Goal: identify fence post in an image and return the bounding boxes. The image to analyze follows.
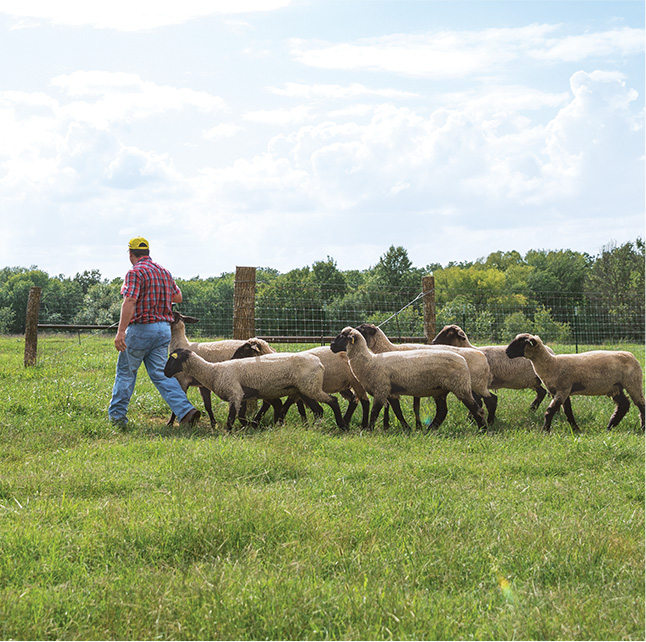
[422,274,436,342]
[233,266,256,340]
[24,286,42,367]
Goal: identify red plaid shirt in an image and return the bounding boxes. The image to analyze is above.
[121,256,180,324]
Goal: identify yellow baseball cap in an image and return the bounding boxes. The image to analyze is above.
[128,237,149,250]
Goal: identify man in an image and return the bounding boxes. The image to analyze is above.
[108,237,200,427]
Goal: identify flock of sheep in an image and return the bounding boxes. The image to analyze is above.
[163,311,646,434]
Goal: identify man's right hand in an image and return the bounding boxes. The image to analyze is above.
[115,330,127,352]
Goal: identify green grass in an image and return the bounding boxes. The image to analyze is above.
[0,334,644,640]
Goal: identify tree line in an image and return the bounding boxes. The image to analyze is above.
[1,239,643,343]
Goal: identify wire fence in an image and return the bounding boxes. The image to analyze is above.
[34,281,645,346]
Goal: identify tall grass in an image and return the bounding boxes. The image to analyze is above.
[0,334,643,640]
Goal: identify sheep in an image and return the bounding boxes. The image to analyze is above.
[505,333,645,432]
[232,342,371,428]
[164,348,347,432]
[167,310,275,426]
[355,323,497,426]
[431,324,550,411]
[330,327,486,432]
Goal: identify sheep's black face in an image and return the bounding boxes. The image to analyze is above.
[432,325,463,345]
[355,323,377,340]
[330,330,352,353]
[505,334,534,359]
[164,349,190,377]
[231,342,262,359]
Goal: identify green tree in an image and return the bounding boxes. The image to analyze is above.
[370,246,421,291]
[0,268,51,333]
[525,249,590,295]
[586,239,644,296]
[311,256,347,304]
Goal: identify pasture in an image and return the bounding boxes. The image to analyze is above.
[0,334,644,640]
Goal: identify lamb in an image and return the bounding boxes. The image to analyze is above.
[167,310,275,426]
[232,342,371,428]
[432,324,549,411]
[356,323,497,426]
[505,333,645,432]
[330,327,486,431]
[164,348,347,432]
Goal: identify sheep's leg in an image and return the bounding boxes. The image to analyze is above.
[624,387,645,431]
[358,398,371,429]
[483,392,498,425]
[560,397,581,432]
[340,390,358,426]
[276,396,297,423]
[457,394,487,431]
[388,397,411,431]
[607,391,630,430]
[301,396,324,421]
[198,386,216,427]
[368,399,385,430]
[637,401,646,431]
[342,398,358,425]
[226,403,238,432]
[426,394,448,430]
[295,400,308,422]
[530,382,548,411]
[323,395,347,430]
[542,396,564,432]
[252,401,272,424]
[257,399,282,425]
[382,404,390,429]
[413,397,422,430]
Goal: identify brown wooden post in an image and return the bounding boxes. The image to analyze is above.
[24,286,42,367]
[422,275,436,342]
[233,266,256,340]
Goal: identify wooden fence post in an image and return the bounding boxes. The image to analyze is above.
[233,266,256,340]
[24,286,42,367]
[422,275,436,342]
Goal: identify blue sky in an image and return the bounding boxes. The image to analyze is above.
[0,0,643,280]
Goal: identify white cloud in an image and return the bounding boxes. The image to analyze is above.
[203,123,244,140]
[291,24,645,77]
[0,0,295,31]
[269,82,417,100]
[290,25,555,78]
[530,27,645,62]
[52,71,225,128]
[244,105,313,126]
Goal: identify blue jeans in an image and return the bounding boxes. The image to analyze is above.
[108,321,195,424]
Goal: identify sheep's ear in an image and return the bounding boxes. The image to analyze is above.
[170,352,178,359]
[457,330,466,339]
[527,338,536,347]
[350,334,355,344]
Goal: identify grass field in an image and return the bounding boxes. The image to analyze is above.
[0,333,644,640]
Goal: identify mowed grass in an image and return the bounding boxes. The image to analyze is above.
[0,334,643,641]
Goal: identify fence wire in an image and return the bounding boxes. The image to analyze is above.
[34,283,644,345]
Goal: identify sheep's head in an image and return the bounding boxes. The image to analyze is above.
[164,348,192,377]
[432,324,467,346]
[232,340,263,360]
[355,323,379,348]
[330,326,358,353]
[171,310,199,328]
[505,333,540,359]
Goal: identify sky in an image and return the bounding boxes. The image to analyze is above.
[0,0,644,281]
